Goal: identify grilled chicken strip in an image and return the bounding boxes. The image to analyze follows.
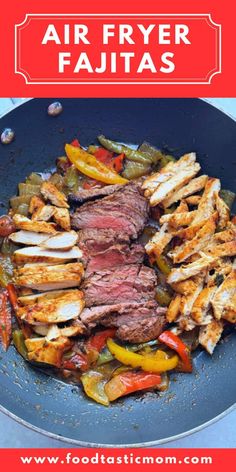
[32,204,55,222]
[189,178,221,226]
[11,230,78,251]
[41,181,69,208]
[215,194,230,229]
[178,276,204,331]
[191,286,217,324]
[160,210,197,228]
[33,320,86,339]
[53,207,71,231]
[149,162,200,206]
[142,153,197,197]
[162,175,208,208]
[9,230,50,246]
[211,268,236,320]
[145,223,173,257]
[13,214,57,234]
[183,195,202,206]
[169,214,217,263]
[40,231,78,251]
[204,241,236,258]
[29,195,44,215]
[199,320,224,354]
[14,262,84,291]
[14,245,82,264]
[18,289,77,305]
[166,294,181,322]
[17,290,85,324]
[167,254,215,284]
[25,336,72,367]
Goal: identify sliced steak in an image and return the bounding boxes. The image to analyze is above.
[82,264,157,307]
[71,182,149,238]
[78,228,130,259]
[114,310,166,343]
[86,244,145,275]
[80,300,157,326]
[72,210,138,237]
[80,301,166,343]
[69,184,124,205]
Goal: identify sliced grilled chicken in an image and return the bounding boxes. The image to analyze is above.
[33,321,86,339]
[211,268,236,320]
[29,195,44,214]
[190,178,221,226]
[13,214,57,234]
[166,294,181,322]
[14,245,82,264]
[18,290,85,324]
[178,276,204,331]
[40,230,78,251]
[41,181,69,208]
[145,223,173,257]
[14,262,84,291]
[18,289,76,305]
[9,230,50,246]
[150,162,200,206]
[171,278,199,296]
[184,195,202,206]
[167,254,215,284]
[53,207,71,231]
[142,153,197,196]
[162,175,208,208]
[215,194,230,229]
[160,210,197,228]
[191,286,217,324]
[205,241,236,258]
[25,336,72,367]
[169,215,217,263]
[199,320,224,354]
[32,204,55,222]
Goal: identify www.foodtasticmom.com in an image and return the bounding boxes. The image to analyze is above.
[20,452,213,466]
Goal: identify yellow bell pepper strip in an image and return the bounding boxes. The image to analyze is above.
[65,144,128,185]
[81,371,110,406]
[107,338,178,373]
[158,330,192,373]
[105,371,162,401]
[97,339,158,366]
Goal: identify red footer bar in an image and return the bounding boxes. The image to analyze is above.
[0,449,235,471]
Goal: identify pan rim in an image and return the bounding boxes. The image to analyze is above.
[0,97,235,447]
[0,402,235,447]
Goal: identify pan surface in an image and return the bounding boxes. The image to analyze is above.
[0,98,235,446]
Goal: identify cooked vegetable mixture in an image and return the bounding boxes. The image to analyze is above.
[0,136,235,406]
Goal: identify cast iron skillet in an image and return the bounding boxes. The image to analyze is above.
[0,98,235,447]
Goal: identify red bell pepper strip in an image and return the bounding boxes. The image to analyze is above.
[105,371,161,401]
[82,179,101,190]
[70,139,80,147]
[7,283,18,311]
[87,328,116,353]
[6,283,32,339]
[158,330,192,373]
[94,147,114,166]
[0,290,12,351]
[112,153,125,173]
[63,352,89,372]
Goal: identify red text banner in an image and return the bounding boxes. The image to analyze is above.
[0,448,236,471]
[15,14,221,85]
[0,0,235,96]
